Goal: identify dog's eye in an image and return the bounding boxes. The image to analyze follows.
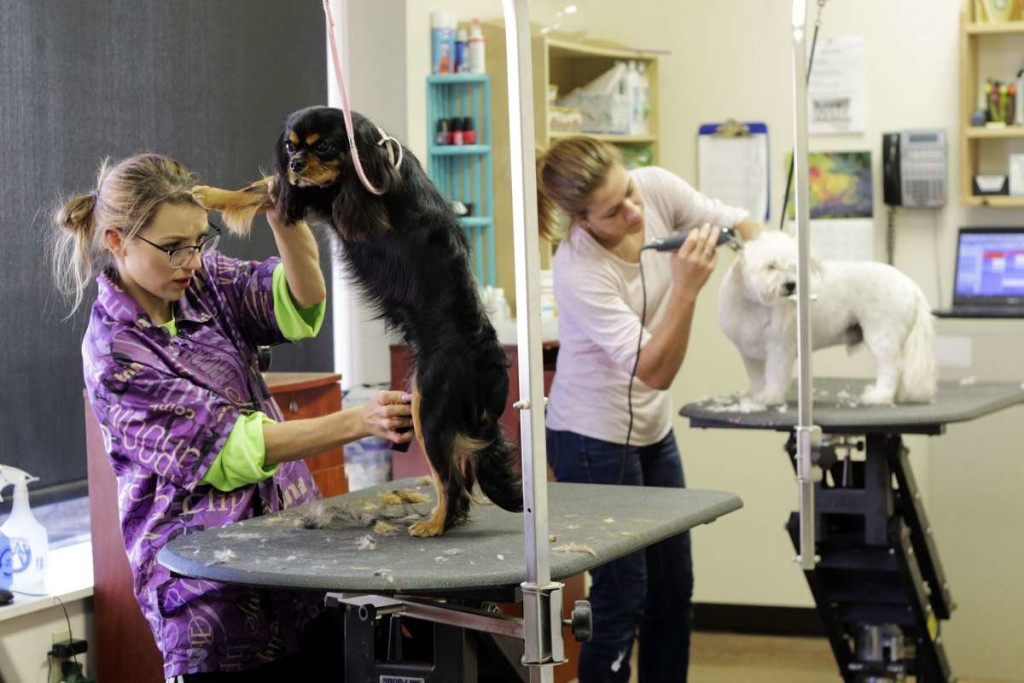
[314,141,332,155]
[284,141,296,154]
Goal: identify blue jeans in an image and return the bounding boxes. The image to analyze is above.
[547,429,694,683]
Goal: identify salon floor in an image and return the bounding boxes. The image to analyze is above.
[567,632,1000,683]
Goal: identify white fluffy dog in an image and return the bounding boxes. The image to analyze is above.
[718,230,936,406]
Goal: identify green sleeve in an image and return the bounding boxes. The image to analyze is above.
[201,412,280,491]
[272,262,326,341]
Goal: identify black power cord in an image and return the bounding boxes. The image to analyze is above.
[47,595,95,682]
[621,257,649,484]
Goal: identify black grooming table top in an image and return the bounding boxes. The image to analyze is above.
[681,378,1024,435]
[158,479,742,594]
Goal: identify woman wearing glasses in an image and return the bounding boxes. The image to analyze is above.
[51,154,413,682]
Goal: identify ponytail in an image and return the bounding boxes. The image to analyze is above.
[51,191,103,316]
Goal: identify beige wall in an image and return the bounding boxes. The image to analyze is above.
[404,1,1024,678]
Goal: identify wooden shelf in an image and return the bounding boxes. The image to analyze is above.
[966,126,1024,138]
[966,20,1024,34]
[546,37,662,60]
[962,194,1024,207]
[549,131,656,143]
[959,1,1024,206]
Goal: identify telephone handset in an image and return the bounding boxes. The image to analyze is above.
[882,129,947,208]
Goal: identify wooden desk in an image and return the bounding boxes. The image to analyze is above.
[85,371,344,683]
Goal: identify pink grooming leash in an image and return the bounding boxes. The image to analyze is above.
[321,0,402,195]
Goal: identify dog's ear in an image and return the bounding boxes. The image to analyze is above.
[332,114,403,237]
[272,132,306,225]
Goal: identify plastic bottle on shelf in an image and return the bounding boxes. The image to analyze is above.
[0,466,48,593]
[637,61,650,134]
[432,10,457,74]
[626,60,644,135]
[539,269,558,320]
[455,27,469,73]
[469,19,486,73]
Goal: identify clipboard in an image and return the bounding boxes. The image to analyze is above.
[697,120,770,221]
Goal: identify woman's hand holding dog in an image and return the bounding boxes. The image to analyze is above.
[361,390,415,444]
[669,223,720,302]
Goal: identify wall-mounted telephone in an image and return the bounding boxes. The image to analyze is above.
[882,129,947,208]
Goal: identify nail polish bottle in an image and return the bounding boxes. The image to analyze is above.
[451,117,464,145]
[435,118,449,146]
[462,117,476,144]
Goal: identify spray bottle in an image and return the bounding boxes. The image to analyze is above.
[0,466,48,593]
[0,527,11,590]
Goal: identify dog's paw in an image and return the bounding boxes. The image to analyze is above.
[408,519,445,537]
[860,384,895,406]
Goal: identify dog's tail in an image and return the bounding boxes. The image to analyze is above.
[897,289,937,403]
[471,432,524,513]
[191,176,274,237]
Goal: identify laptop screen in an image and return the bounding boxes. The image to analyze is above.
[953,228,1024,305]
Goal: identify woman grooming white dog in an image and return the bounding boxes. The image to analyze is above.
[536,136,759,683]
[719,230,936,407]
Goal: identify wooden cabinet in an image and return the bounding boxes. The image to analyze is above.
[85,372,344,683]
[263,372,347,497]
[959,0,1024,205]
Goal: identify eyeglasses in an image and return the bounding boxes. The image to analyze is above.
[132,224,222,268]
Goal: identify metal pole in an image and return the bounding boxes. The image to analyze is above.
[790,0,820,571]
[502,0,561,679]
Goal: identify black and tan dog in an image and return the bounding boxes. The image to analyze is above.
[193,106,522,536]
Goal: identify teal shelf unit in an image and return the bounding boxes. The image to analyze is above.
[426,73,495,286]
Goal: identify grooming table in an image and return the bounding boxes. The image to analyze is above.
[159,478,742,681]
[681,377,1024,683]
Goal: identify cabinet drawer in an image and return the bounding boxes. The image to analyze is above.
[273,383,341,421]
[267,373,347,496]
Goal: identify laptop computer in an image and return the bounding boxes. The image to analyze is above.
[934,227,1024,318]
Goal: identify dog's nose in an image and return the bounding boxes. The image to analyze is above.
[290,158,306,172]
[783,281,796,296]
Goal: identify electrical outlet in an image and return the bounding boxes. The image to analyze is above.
[52,629,71,646]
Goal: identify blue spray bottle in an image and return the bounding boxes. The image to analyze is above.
[0,529,11,590]
[0,466,48,593]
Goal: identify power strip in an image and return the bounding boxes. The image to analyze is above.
[49,638,88,659]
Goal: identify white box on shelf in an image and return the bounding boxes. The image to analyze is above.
[1009,153,1024,196]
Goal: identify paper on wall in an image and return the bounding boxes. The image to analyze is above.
[807,35,867,135]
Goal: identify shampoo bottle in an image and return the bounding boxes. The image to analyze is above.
[0,466,48,593]
[468,19,486,73]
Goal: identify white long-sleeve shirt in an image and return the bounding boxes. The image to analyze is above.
[546,166,749,445]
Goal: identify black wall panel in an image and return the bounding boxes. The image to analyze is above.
[0,1,331,497]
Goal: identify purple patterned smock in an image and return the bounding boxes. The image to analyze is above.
[83,252,322,678]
